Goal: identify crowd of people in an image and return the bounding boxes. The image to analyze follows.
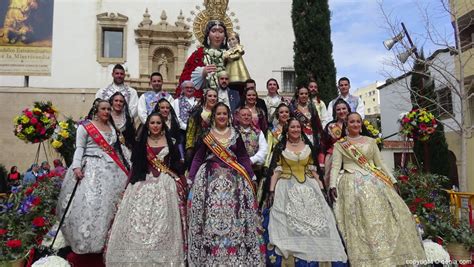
[53,19,426,267]
[0,160,67,194]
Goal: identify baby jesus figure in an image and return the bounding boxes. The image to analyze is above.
[223,32,250,84]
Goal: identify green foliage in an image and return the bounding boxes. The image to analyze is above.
[396,167,451,238]
[437,221,474,249]
[396,166,473,248]
[409,51,450,177]
[0,172,61,261]
[292,0,337,104]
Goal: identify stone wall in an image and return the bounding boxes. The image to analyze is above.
[0,87,96,172]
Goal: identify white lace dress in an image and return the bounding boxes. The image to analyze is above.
[105,146,185,266]
[268,145,347,262]
[57,124,128,254]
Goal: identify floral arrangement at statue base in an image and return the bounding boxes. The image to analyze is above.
[399,108,437,141]
[396,166,474,259]
[13,102,58,144]
[51,118,77,166]
[0,172,62,262]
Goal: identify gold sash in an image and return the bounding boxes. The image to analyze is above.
[146,145,180,180]
[203,133,256,196]
[338,138,393,188]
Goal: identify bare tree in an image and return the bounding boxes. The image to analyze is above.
[379,0,473,191]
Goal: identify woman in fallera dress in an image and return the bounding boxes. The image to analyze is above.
[263,117,347,266]
[57,99,129,266]
[258,103,290,205]
[106,112,186,266]
[329,112,426,266]
[234,87,268,133]
[185,88,217,166]
[263,78,284,124]
[109,92,135,164]
[291,86,325,168]
[187,102,265,266]
[322,98,351,188]
[152,98,180,140]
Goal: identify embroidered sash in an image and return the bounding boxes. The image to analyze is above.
[145,144,188,252]
[203,133,256,195]
[338,138,393,188]
[294,109,313,136]
[145,144,180,180]
[328,123,343,140]
[83,121,129,175]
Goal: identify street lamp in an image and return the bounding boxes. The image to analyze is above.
[383,22,419,63]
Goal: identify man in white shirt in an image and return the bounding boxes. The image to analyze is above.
[325,77,365,123]
[172,80,197,163]
[137,72,174,124]
[96,64,139,118]
[172,80,197,131]
[308,80,328,127]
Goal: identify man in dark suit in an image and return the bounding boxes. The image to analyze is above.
[217,71,240,112]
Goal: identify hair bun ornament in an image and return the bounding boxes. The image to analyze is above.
[189,0,240,45]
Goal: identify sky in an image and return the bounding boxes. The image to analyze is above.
[328,0,454,92]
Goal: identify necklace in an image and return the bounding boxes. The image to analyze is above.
[213,127,230,135]
[347,135,363,140]
[298,103,308,109]
[288,138,301,146]
[149,132,164,141]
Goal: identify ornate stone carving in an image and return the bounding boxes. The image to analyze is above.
[127,9,192,93]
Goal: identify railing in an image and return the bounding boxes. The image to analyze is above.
[445,189,474,227]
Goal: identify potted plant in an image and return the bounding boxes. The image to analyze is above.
[0,171,62,265]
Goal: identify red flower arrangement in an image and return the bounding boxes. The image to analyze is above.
[6,240,22,249]
[423,202,435,209]
[13,101,58,144]
[32,217,46,227]
[398,175,409,183]
[0,172,62,261]
[396,166,454,243]
[31,197,41,206]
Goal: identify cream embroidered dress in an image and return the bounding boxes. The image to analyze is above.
[268,145,347,263]
[105,146,185,266]
[57,124,128,254]
[330,137,426,266]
